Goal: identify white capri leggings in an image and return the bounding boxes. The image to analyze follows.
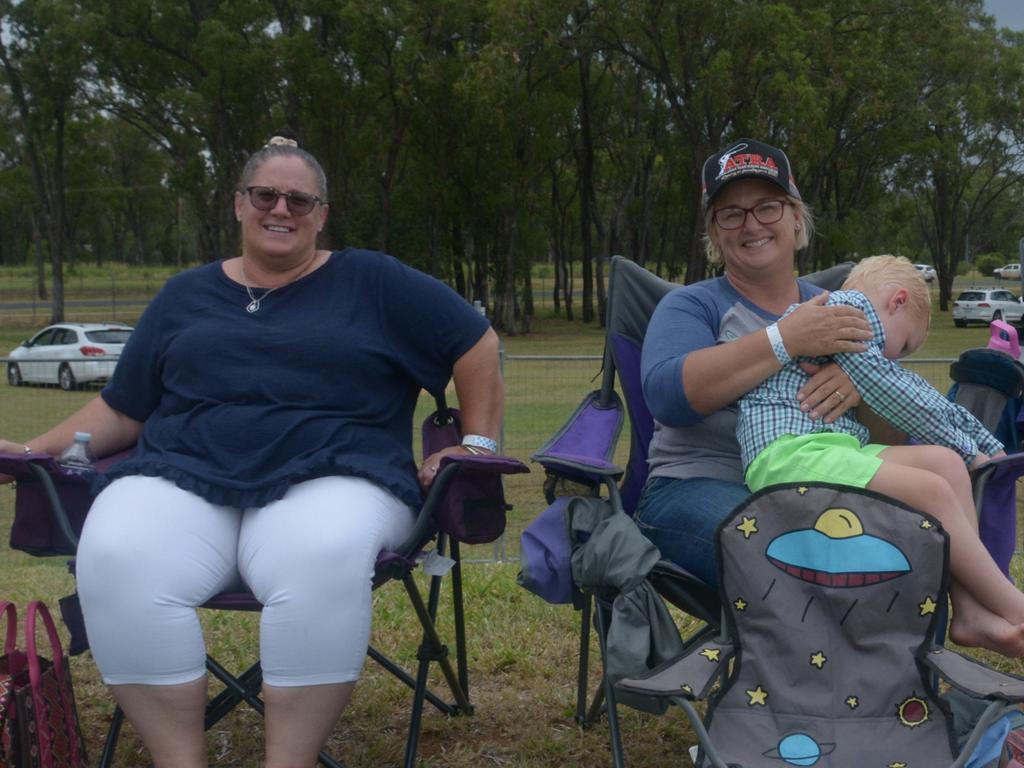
[75,475,413,687]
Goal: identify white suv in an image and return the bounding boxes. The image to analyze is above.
[952,289,1024,327]
[7,322,133,390]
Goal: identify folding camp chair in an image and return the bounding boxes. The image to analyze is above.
[1,396,527,768]
[520,255,854,766]
[947,321,1024,580]
[618,483,1024,768]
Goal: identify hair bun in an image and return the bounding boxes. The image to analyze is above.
[266,135,298,148]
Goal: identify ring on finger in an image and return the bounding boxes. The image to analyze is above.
[833,390,845,402]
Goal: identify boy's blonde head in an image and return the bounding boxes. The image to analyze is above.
[842,255,931,325]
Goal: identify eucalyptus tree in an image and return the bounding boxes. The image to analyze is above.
[64,117,178,266]
[0,0,89,320]
[893,5,1024,309]
[81,0,280,263]
[782,0,941,272]
[458,0,578,332]
[0,91,35,273]
[593,0,823,283]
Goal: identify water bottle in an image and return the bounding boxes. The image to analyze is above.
[59,432,96,474]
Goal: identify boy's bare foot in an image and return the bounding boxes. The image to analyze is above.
[950,602,1024,657]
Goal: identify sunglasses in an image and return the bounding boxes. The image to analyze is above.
[243,186,325,217]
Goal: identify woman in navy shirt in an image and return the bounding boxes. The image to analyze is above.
[0,135,503,767]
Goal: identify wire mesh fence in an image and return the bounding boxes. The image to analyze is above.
[0,355,965,563]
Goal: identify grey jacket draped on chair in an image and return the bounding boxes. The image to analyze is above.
[568,496,685,712]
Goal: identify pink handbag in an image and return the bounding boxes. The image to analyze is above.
[0,602,86,768]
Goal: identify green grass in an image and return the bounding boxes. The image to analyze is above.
[0,492,701,766]
[1,264,1022,766]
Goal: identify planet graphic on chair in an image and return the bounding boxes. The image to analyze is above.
[762,732,836,766]
[766,507,911,588]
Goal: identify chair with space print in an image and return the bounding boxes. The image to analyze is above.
[617,483,1024,768]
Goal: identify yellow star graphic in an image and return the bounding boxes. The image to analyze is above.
[699,648,721,663]
[920,519,933,530]
[733,598,748,612]
[919,596,937,616]
[746,686,768,706]
[736,516,758,539]
[680,684,693,695]
[889,763,907,768]
[796,486,809,495]
[845,696,859,709]
[809,651,827,669]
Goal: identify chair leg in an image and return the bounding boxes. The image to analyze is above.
[399,547,474,768]
[366,644,455,714]
[576,593,592,725]
[594,600,627,768]
[203,657,345,768]
[97,704,124,768]
[205,656,266,718]
[449,539,470,696]
[405,590,470,712]
[204,660,263,728]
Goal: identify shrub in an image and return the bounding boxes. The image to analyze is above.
[974,252,1004,278]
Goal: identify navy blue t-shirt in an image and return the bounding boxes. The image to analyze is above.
[99,249,490,509]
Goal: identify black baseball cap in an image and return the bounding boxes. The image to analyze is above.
[701,138,801,209]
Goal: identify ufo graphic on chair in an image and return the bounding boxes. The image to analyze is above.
[762,732,836,766]
[766,508,911,587]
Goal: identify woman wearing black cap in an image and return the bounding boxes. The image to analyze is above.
[635,138,874,588]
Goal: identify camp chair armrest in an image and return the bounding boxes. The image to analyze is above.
[648,560,721,626]
[531,389,625,482]
[922,646,1024,702]
[437,453,530,474]
[615,638,734,702]
[400,453,529,551]
[533,453,624,479]
[0,451,85,552]
[971,451,1024,490]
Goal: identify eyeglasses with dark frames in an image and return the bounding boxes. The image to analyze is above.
[712,199,788,230]
[243,186,325,217]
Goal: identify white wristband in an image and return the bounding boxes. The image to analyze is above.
[766,323,791,366]
[462,434,497,453]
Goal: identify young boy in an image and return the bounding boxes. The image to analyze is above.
[737,255,1024,657]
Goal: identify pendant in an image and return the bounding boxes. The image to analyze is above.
[246,299,261,313]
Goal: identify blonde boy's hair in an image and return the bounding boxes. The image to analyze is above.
[703,195,814,266]
[841,255,931,324]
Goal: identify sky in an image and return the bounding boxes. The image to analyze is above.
[985,0,1024,31]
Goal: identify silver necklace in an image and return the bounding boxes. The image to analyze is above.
[239,254,318,313]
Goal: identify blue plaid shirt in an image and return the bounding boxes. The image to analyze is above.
[738,290,1002,471]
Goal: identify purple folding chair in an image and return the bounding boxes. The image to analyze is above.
[521,255,857,767]
[2,395,527,768]
[946,345,1024,579]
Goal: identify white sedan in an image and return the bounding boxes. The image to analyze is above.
[7,322,132,390]
[913,264,936,282]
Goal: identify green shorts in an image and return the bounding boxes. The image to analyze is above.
[746,432,887,492]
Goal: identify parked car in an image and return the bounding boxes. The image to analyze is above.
[952,289,1024,327]
[913,263,936,282]
[994,263,1022,280]
[7,322,133,390]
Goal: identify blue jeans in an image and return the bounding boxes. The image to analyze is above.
[633,476,749,588]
